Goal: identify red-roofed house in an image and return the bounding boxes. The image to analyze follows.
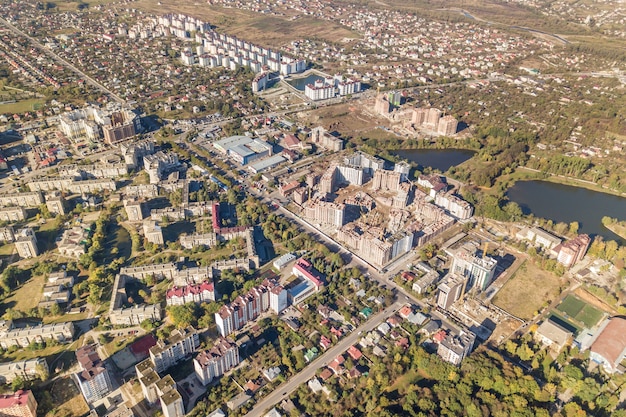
[590,317,626,373]
[387,316,401,328]
[347,346,362,361]
[319,368,333,381]
[398,305,413,319]
[330,327,343,338]
[320,335,332,350]
[166,281,216,306]
[401,271,416,282]
[328,355,345,375]
[0,390,37,417]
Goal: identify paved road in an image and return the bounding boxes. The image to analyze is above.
[0,17,126,103]
[243,300,402,417]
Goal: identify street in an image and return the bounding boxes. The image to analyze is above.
[243,300,402,417]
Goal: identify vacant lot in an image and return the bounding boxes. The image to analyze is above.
[556,294,605,329]
[492,260,564,320]
[134,0,357,47]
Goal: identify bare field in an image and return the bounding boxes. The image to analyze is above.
[301,103,381,134]
[133,0,358,47]
[492,260,565,320]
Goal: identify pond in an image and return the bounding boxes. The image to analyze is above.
[506,180,626,244]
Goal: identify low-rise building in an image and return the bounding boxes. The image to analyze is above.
[589,317,626,374]
[535,319,573,351]
[57,227,88,258]
[0,359,48,385]
[0,322,74,349]
[0,207,26,222]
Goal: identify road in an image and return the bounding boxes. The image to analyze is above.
[0,17,126,103]
[243,300,402,417]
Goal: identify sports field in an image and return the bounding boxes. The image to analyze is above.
[555,294,605,328]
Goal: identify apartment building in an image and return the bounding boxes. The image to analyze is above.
[149,327,199,373]
[194,337,240,386]
[0,192,43,208]
[437,330,476,366]
[75,344,112,403]
[15,228,38,259]
[303,200,345,228]
[215,279,286,337]
[0,358,48,385]
[0,207,26,222]
[166,281,216,306]
[450,243,497,292]
[0,322,74,349]
[0,390,37,417]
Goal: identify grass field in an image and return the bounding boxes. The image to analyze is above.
[556,294,604,328]
[492,260,564,320]
[1,273,45,314]
[0,98,44,114]
[0,243,14,256]
[134,0,357,46]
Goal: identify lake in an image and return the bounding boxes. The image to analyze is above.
[506,180,626,243]
[286,73,326,91]
[393,148,476,172]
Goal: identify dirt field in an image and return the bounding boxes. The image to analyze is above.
[492,260,565,320]
[133,0,358,47]
[299,102,382,135]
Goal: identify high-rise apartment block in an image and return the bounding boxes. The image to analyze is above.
[194,338,240,386]
[437,330,476,366]
[450,244,497,292]
[436,274,466,310]
[215,279,287,337]
[149,327,199,373]
[75,344,112,403]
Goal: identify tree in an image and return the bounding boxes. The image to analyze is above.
[569,221,580,234]
[167,303,198,328]
[11,376,25,391]
[35,363,50,381]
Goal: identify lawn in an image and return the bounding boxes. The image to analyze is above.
[0,98,44,114]
[492,260,564,320]
[556,294,605,328]
[1,273,46,314]
[556,295,586,318]
[0,243,14,256]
